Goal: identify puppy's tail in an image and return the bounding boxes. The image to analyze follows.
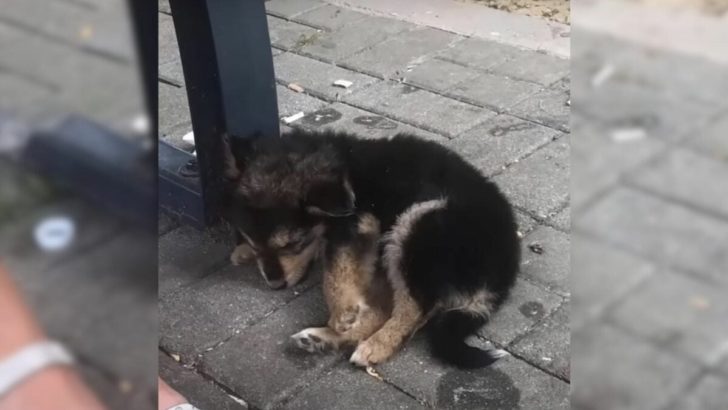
[427,310,509,369]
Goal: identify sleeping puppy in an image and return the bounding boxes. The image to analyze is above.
[222,129,520,368]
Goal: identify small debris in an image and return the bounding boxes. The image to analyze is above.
[490,32,501,37]
[130,114,150,134]
[288,83,304,93]
[333,79,353,89]
[591,64,615,88]
[228,394,248,407]
[611,128,646,143]
[542,356,553,362]
[528,243,544,255]
[118,379,133,394]
[182,131,195,144]
[565,99,571,107]
[516,230,524,239]
[366,366,383,381]
[191,150,196,157]
[171,353,181,362]
[689,296,711,310]
[282,112,305,124]
[79,24,94,40]
[34,216,75,252]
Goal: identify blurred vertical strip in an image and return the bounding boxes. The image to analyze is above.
[571,0,728,409]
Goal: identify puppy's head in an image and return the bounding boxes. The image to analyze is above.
[221,132,355,288]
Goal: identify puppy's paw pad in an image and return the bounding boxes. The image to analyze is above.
[291,328,330,353]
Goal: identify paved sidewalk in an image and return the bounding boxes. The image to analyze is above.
[159,0,570,409]
[571,27,728,410]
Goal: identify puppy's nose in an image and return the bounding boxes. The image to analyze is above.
[266,279,287,289]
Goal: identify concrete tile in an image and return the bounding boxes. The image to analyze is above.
[159,83,190,137]
[665,374,728,410]
[379,337,569,408]
[199,288,337,409]
[507,87,570,132]
[493,138,570,219]
[341,28,460,79]
[159,12,180,66]
[158,212,178,236]
[490,52,569,86]
[294,103,444,141]
[267,16,322,51]
[447,114,559,177]
[158,225,232,297]
[548,206,570,231]
[571,234,655,328]
[520,226,570,296]
[265,0,324,18]
[480,278,563,346]
[282,363,426,410]
[607,270,728,367]
[273,52,378,101]
[572,323,701,410]
[515,211,538,236]
[159,263,319,357]
[343,81,494,138]
[160,353,248,410]
[159,59,184,87]
[0,71,53,116]
[446,72,543,111]
[436,38,522,71]
[276,84,327,118]
[159,0,170,13]
[299,15,415,62]
[403,58,482,93]
[292,4,368,31]
[687,113,728,161]
[510,304,570,380]
[576,187,728,285]
[628,148,728,219]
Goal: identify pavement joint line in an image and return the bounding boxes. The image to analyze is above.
[504,293,568,349]
[159,9,172,17]
[0,17,132,67]
[158,76,183,88]
[266,3,328,21]
[572,226,726,289]
[0,64,61,93]
[478,333,571,384]
[657,368,715,410]
[57,0,99,12]
[484,133,564,179]
[432,55,569,89]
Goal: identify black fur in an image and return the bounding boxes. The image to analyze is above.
[226,129,520,368]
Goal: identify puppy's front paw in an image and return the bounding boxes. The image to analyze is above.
[349,337,394,367]
[291,328,333,353]
[230,243,254,266]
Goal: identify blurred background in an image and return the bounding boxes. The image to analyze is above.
[572,0,728,409]
[0,0,156,409]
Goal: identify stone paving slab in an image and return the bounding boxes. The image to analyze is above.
[159,12,179,67]
[267,16,322,52]
[0,71,54,116]
[293,102,444,141]
[160,352,248,410]
[627,147,728,219]
[510,303,570,380]
[159,83,190,138]
[291,4,370,32]
[159,0,170,14]
[158,225,232,297]
[479,278,563,346]
[507,86,570,132]
[575,187,728,285]
[572,323,701,410]
[265,0,324,19]
[343,81,494,138]
[445,72,544,112]
[341,27,461,79]
[403,58,482,93]
[665,374,728,410]
[435,37,522,71]
[282,363,427,410]
[82,363,154,410]
[686,113,728,161]
[607,269,728,367]
[520,226,570,296]
[160,263,320,358]
[571,234,655,328]
[446,114,560,177]
[273,52,379,101]
[199,288,337,409]
[276,84,328,118]
[547,206,570,232]
[378,337,570,409]
[298,15,415,62]
[490,51,569,86]
[493,137,570,219]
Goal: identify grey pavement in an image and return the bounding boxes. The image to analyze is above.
[0,2,154,409]
[571,27,728,410]
[159,0,570,408]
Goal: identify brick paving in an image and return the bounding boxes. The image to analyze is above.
[158,1,570,408]
[571,29,728,410]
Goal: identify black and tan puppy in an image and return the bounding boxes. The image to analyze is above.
[222,129,520,368]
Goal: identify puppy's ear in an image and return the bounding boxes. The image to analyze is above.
[305,177,355,217]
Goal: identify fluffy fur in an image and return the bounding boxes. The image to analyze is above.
[223,129,520,368]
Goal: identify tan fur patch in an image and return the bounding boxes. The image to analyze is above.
[443,289,497,318]
[230,243,255,265]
